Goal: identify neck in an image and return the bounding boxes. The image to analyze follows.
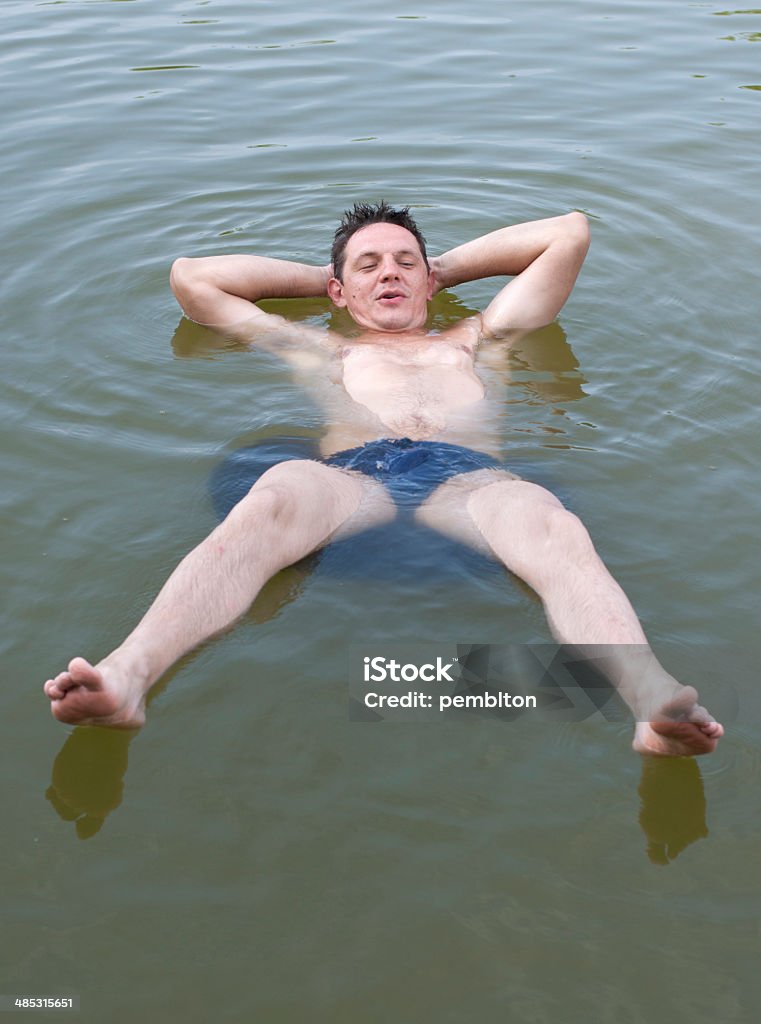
[352,326,432,345]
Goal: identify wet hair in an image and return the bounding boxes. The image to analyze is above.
[330,201,429,281]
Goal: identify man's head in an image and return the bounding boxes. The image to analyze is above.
[328,201,434,334]
[330,201,429,282]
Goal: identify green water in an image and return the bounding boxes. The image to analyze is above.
[3,0,760,1020]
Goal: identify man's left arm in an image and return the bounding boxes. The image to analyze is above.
[431,212,590,338]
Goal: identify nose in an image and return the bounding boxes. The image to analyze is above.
[379,255,399,279]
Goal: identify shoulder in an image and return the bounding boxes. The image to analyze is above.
[442,313,530,354]
[436,315,484,353]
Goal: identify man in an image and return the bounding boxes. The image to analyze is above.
[44,202,724,756]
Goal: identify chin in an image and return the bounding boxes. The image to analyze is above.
[370,313,426,333]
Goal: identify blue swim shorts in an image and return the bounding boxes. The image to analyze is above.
[323,437,503,507]
[209,436,505,519]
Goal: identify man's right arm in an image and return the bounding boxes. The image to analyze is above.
[169,254,332,334]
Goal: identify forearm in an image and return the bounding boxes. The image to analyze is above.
[170,254,331,325]
[434,212,589,289]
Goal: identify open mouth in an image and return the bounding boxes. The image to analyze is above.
[377,290,406,304]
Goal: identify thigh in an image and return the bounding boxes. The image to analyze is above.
[416,466,571,565]
[414,466,529,556]
[242,458,396,546]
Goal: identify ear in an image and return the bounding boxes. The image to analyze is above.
[426,268,435,301]
[327,277,347,308]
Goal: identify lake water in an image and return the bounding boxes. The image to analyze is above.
[3,0,760,1020]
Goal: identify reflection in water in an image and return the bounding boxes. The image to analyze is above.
[171,317,249,357]
[246,560,313,624]
[46,727,134,839]
[638,756,708,865]
[506,323,588,408]
[429,289,483,330]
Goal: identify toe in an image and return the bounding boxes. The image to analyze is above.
[45,677,68,699]
[56,673,80,694]
[67,657,102,689]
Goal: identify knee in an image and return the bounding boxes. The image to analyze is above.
[228,466,306,525]
[230,459,339,525]
[472,480,569,548]
[252,481,296,522]
[541,506,597,566]
[508,505,600,597]
[498,491,596,566]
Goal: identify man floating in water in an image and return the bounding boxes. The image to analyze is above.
[44,202,724,756]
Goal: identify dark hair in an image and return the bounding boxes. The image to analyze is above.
[330,201,429,281]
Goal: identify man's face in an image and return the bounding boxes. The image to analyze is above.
[328,223,434,334]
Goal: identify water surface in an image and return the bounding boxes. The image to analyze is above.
[2,0,760,1020]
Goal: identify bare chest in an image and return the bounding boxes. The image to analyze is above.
[338,338,485,437]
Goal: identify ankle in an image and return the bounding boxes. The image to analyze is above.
[99,643,156,697]
[619,659,682,721]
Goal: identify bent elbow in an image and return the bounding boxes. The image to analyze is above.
[565,211,591,250]
[169,256,194,300]
[169,256,238,325]
[169,257,213,321]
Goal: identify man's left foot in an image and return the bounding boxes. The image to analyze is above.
[633,686,724,756]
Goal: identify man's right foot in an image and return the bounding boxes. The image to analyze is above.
[43,657,147,729]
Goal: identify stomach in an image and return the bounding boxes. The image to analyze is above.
[317,385,503,458]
